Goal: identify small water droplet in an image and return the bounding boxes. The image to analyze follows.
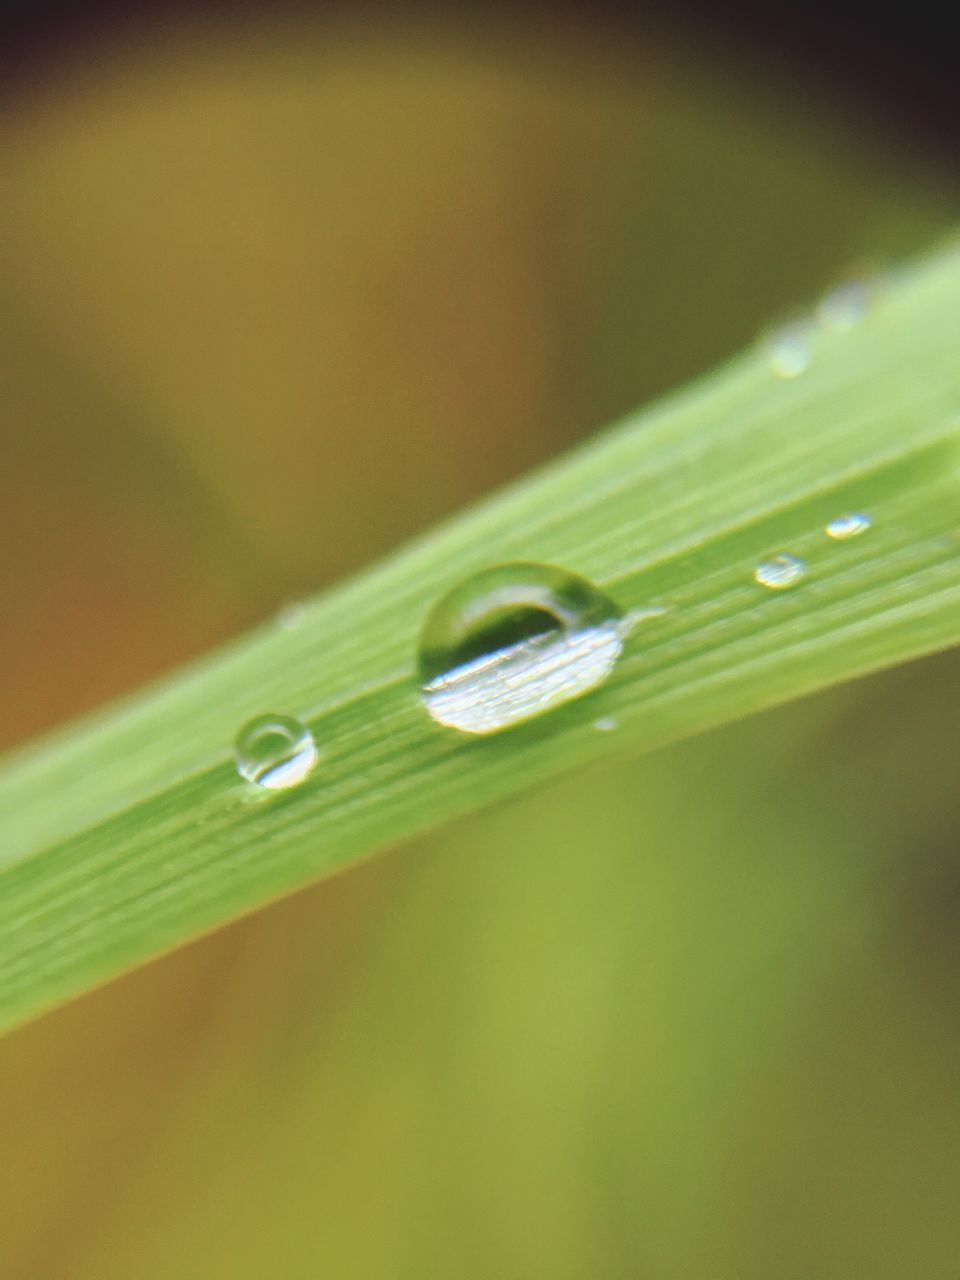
[763,323,810,379]
[418,562,627,735]
[234,713,318,789]
[276,601,306,631]
[816,277,873,333]
[754,554,806,590]
[824,512,871,540]
[593,716,619,732]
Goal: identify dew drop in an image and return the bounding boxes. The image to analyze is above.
[816,278,871,332]
[763,323,810,379]
[234,713,318,789]
[276,601,306,631]
[418,562,627,735]
[825,511,871,540]
[754,554,806,590]
[593,716,619,732]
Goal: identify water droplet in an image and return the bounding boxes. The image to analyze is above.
[763,323,810,379]
[234,714,318,789]
[816,276,874,333]
[593,716,619,732]
[824,512,871,540]
[276,601,306,631]
[418,563,627,735]
[754,554,806,590]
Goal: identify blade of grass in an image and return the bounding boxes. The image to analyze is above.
[1,241,959,1034]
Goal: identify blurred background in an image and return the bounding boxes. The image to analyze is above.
[1,5,959,1277]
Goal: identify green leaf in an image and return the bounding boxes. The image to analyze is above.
[1,242,959,1034]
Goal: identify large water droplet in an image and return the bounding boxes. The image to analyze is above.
[763,323,811,379]
[754,554,806,590]
[418,563,626,735]
[825,511,871,540]
[234,713,318,789]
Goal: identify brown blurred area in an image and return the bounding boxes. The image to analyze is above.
[0,10,958,1279]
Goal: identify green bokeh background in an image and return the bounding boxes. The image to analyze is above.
[1,14,958,1278]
